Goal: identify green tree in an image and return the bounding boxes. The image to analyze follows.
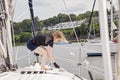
[13,22,23,34]
[14,34,20,43]
[21,19,31,32]
[69,14,77,21]
[57,13,69,22]
[19,32,32,42]
[77,14,85,20]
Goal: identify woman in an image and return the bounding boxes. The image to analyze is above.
[27,30,68,70]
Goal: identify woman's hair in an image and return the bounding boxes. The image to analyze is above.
[53,30,67,42]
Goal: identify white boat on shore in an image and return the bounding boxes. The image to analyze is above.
[82,41,118,56]
[53,41,118,58]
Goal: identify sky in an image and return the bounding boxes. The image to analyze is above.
[13,0,118,22]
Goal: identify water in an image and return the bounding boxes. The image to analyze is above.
[0,44,116,80]
[54,54,115,80]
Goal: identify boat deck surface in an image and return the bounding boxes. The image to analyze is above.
[0,65,87,80]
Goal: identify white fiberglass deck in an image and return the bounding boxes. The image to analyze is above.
[0,65,87,80]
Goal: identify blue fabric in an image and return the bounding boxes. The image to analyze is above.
[32,34,53,47]
[27,39,38,51]
[27,34,53,51]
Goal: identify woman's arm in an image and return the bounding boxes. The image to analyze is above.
[46,45,60,68]
[46,45,55,63]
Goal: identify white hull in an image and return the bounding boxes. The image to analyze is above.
[0,65,87,80]
[82,42,117,54]
[53,42,117,58]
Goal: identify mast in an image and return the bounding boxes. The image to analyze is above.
[116,0,120,79]
[98,0,113,80]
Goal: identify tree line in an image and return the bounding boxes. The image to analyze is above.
[13,10,117,45]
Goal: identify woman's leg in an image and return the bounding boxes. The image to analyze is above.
[33,46,47,70]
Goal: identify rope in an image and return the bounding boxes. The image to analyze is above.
[8,0,20,69]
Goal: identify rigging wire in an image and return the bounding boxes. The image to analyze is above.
[84,0,96,79]
[13,0,30,21]
[62,0,83,78]
[62,0,79,43]
[8,0,19,69]
[10,0,31,69]
[14,10,29,21]
[84,0,96,39]
[10,0,18,67]
[62,0,100,79]
[56,56,104,76]
[11,2,16,47]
